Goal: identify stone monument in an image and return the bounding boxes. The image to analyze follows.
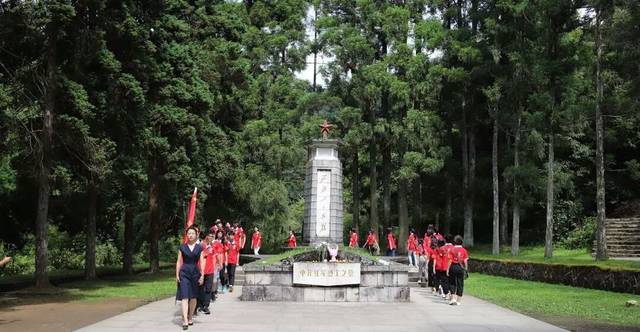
[302,120,343,245]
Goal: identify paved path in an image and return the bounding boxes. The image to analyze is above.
[76,286,564,332]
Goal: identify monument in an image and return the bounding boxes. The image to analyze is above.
[240,120,409,302]
[302,120,343,245]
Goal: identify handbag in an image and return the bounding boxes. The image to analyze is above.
[464,269,469,280]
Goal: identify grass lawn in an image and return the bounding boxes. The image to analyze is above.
[61,270,176,302]
[467,273,640,327]
[470,245,640,272]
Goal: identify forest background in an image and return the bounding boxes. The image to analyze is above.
[0,0,639,287]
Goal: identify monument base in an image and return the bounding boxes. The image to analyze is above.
[241,262,410,302]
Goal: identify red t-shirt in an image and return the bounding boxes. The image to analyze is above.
[387,234,396,250]
[449,245,469,264]
[227,242,240,265]
[251,232,262,248]
[407,234,417,251]
[288,234,297,248]
[435,247,449,271]
[366,234,376,246]
[349,233,358,247]
[202,243,216,275]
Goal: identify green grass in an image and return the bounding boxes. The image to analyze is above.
[467,273,640,327]
[470,245,640,272]
[61,270,176,302]
[259,247,313,265]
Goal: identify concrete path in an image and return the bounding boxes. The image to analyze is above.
[76,286,564,332]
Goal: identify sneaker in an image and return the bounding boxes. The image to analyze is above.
[203,308,211,315]
[229,286,234,293]
[449,300,457,305]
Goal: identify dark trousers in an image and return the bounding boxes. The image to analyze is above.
[197,273,214,309]
[427,261,435,287]
[387,249,396,256]
[449,263,465,296]
[227,264,236,286]
[219,266,227,287]
[436,270,449,295]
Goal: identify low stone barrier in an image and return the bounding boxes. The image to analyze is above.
[469,258,640,295]
[241,262,410,302]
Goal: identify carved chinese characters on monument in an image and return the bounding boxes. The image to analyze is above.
[315,170,331,238]
[293,262,361,286]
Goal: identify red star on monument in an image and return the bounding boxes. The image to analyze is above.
[319,119,333,140]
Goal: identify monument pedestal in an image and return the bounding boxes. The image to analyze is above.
[303,139,343,245]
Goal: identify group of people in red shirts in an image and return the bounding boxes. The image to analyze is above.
[411,227,469,306]
[348,225,469,306]
[175,220,264,330]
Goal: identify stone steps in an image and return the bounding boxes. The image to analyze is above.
[593,218,640,258]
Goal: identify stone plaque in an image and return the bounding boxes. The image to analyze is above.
[315,170,331,237]
[293,262,360,286]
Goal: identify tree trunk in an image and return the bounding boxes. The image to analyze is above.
[414,178,423,227]
[122,206,135,275]
[492,115,500,255]
[369,113,379,236]
[444,176,452,234]
[352,146,360,235]
[382,147,392,229]
[594,7,608,261]
[500,134,511,245]
[461,97,474,246]
[35,25,58,289]
[148,158,161,273]
[85,179,98,280]
[511,110,521,256]
[544,132,555,259]
[466,121,476,247]
[398,179,409,253]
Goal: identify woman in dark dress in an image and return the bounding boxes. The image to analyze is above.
[176,225,206,330]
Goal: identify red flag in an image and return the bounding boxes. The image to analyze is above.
[183,187,198,243]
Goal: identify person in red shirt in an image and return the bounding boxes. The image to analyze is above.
[234,224,246,249]
[427,239,438,293]
[288,230,297,248]
[447,235,469,305]
[434,238,450,298]
[213,230,227,294]
[365,230,378,255]
[417,239,427,287]
[349,229,359,248]
[251,227,262,255]
[197,232,216,314]
[386,228,397,256]
[407,229,418,267]
[226,235,240,293]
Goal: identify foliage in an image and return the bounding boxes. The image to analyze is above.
[1,0,640,280]
[561,217,597,250]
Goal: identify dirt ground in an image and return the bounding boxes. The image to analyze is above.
[0,295,143,332]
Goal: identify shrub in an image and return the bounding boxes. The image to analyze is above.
[561,216,596,250]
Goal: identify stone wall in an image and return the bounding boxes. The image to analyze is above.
[241,262,410,302]
[469,258,640,295]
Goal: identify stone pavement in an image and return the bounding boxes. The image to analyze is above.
[76,286,565,332]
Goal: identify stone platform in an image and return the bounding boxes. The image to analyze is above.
[241,261,410,302]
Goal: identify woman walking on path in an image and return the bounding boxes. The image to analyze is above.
[176,225,206,330]
[447,235,469,306]
[226,234,240,293]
